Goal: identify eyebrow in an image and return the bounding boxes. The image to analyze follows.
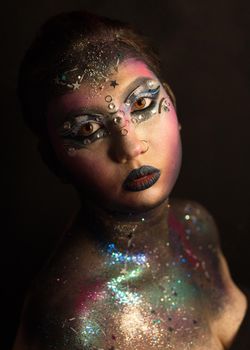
[59,77,156,122]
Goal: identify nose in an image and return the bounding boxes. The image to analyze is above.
[109,113,148,163]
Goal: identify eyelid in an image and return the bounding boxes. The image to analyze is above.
[74,114,105,123]
[136,86,160,99]
[62,112,105,125]
[126,85,160,105]
[72,120,102,135]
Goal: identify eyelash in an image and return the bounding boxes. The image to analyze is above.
[132,98,155,114]
[130,87,160,122]
[60,117,109,148]
[129,85,160,102]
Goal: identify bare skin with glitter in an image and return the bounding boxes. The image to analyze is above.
[13,60,246,350]
[14,200,246,350]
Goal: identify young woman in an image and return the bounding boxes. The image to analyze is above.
[13,11,248,350]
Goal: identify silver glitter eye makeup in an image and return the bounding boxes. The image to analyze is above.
[83,138,91,145]
[59,114,109,148]
[127,84,160,124]
[125,82,160,106]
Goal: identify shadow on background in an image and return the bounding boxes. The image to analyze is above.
[1,0,250,348]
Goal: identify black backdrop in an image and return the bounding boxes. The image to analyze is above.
[1,0,250,348]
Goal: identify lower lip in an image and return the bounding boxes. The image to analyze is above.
[123,172,161,192]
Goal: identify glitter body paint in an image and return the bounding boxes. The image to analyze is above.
[15,18,247,348]
[23,200,227,350]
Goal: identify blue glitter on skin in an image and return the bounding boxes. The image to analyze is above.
[106,243,147,265]
[107,243,115,253]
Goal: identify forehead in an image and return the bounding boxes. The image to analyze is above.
[48,59,158,119]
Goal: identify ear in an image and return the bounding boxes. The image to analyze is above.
[37,136,71,184]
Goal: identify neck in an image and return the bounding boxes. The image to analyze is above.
[77,197,171,254]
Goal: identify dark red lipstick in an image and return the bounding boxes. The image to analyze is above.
[123,165,161,192]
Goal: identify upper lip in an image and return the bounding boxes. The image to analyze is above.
[123,165,160,183]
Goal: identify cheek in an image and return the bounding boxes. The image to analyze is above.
[47,118,120,195]
[64,150,121,196]
[151,109,180,153]
[151,109,182,179]
[67,152,109,185]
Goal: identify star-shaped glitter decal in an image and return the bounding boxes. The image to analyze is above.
[72,81,81,90]
[110,80,119,88]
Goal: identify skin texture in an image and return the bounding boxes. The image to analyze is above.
[13,59,247,350]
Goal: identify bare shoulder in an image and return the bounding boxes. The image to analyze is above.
[168,197,241,298]
[11,228,103,350]
[168,198,224,292]
[169,198,247,347]
[168,197,231,286]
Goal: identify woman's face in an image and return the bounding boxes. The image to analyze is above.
[47,58,182,213]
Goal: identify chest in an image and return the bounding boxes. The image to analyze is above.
[35,269,224,350]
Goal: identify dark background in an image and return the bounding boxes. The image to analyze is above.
[1,0,250,348]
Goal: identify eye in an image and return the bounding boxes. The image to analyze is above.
[131,97,152,112]
[77,122,101,136]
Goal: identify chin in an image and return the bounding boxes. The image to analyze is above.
[106,184,171,214]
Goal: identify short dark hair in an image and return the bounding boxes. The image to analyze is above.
[18,11,162,138]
